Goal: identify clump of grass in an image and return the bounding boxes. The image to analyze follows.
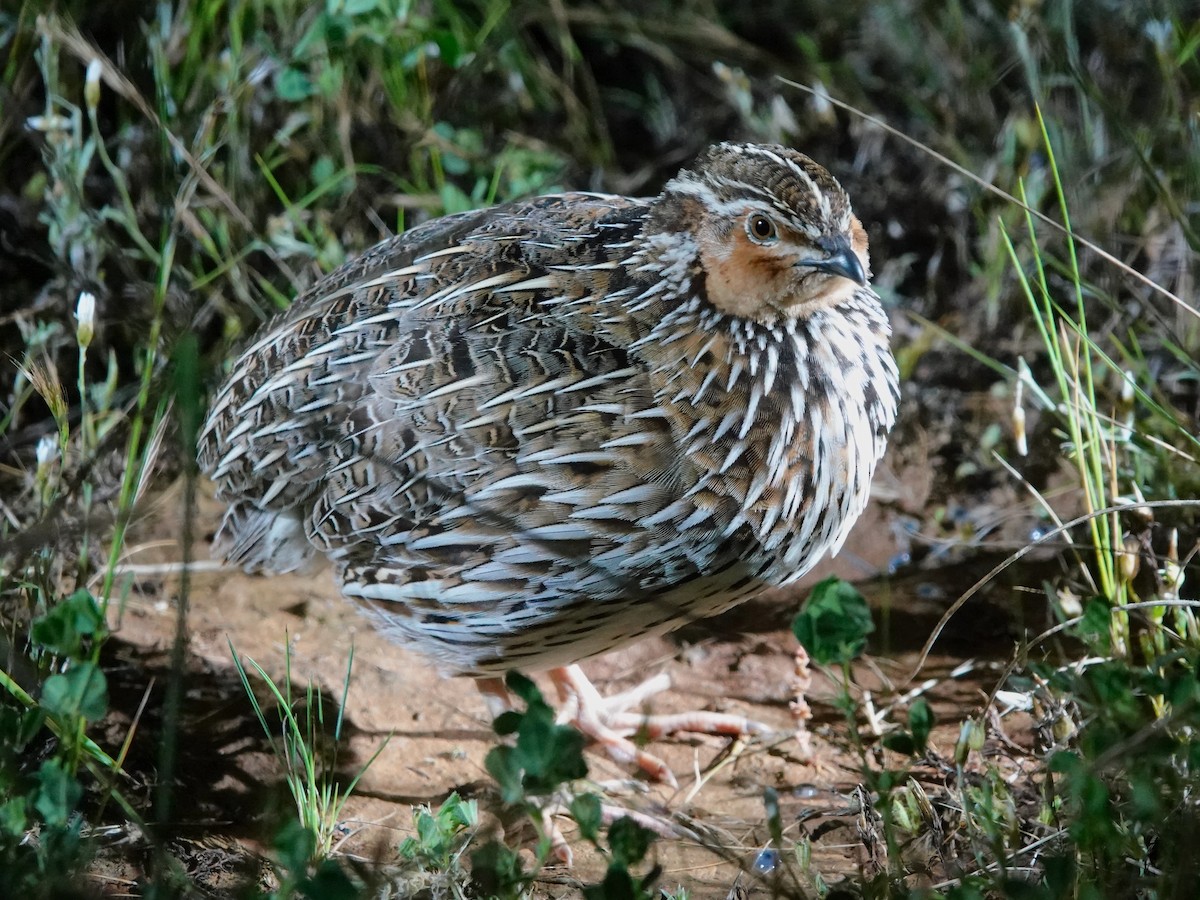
[1001,107,1200,654]
[986,110,1200,898]
[0,68,171,876]
[229,647,668,898]
[395,791,478,897]
[231,639,386,869]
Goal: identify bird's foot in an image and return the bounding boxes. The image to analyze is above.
[547,663,768,787]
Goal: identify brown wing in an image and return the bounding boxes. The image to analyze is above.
[198,194,733,670]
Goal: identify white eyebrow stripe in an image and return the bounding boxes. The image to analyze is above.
[666,173,827,239]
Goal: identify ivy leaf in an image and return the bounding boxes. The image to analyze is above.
[571,792,602,844]
[607,816,653,867]
[41,662,108,723]
[31,590,105,657]
[792,577,874,666]
[34,759,82,827]
[485,673,587,803]
[909,698,934,753]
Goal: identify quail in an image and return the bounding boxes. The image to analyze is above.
[199,142,899,781]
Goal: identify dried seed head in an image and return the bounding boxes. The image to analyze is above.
[1162,528,1183,601]
[20,359,68,425]
[1119,535,1141,584]
[1012,375,1028,457]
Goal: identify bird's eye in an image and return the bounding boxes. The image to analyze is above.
[747,214,777,242]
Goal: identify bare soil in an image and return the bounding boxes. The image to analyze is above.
[87,466,1043,897]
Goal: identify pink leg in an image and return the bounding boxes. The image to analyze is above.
[476,667,768,864]
[548,664,769,786]
[475,676,512,720]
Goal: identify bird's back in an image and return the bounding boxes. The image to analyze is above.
[200,193,741,672]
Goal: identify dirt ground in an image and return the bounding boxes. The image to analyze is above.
[88,462,1042,897]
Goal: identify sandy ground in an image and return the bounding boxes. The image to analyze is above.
[91,471,1039,897]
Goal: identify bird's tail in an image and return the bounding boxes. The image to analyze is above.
[212,502,319,575]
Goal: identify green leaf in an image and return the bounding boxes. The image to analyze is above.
[946,885,987,900]
[440,150,470,176]
[275,66,316,101]
[492,710,522,736]
[31,589,105,656]
[437,791,476,831]
[503,671,540,706]
[173,332,202,458]
[403,793,476,866]
[791,577,874,665]
[583,864,641,900]
[310,155,337,189]
[341,0,380,15]
[0,797,28,836]
[438,182,474,215]
[763,787,783,847]
[1049,750,1081,775]
[882,731,916,755]
[299,858,359,899]
[607,816,653,867]
[273,818,317,873]
[908,698,934,753]
[511,706,586,793]
[571,792,602,844]
[41,662,108,723]
[487,672,587,801]
[484,745,523,804]
[1074,597,1112,647]
[1043,854,1076,897]
[431,30,465,68]
[34,758,82,826]
[470,840,527,898]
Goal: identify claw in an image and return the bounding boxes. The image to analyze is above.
[547,664,768,784]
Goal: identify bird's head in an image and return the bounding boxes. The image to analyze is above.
[654,143,872,324]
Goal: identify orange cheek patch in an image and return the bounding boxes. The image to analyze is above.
[849,215,871,277]
[703,233,788,318]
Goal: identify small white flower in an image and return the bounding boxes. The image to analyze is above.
[25,114,73,134]
[76,291,96,348]
[809,80,835,125]
[1144,20,1173,54]
[36,435,59,474]
[1012,376,1027,457]
[1116,369,1136,443]
[85,58,103,110]
[994,690,1034,714]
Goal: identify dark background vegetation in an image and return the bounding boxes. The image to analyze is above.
[3,0,1198,520]
[2,0,1199,896]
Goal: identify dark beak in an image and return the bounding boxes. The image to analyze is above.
[799,235,868,286]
